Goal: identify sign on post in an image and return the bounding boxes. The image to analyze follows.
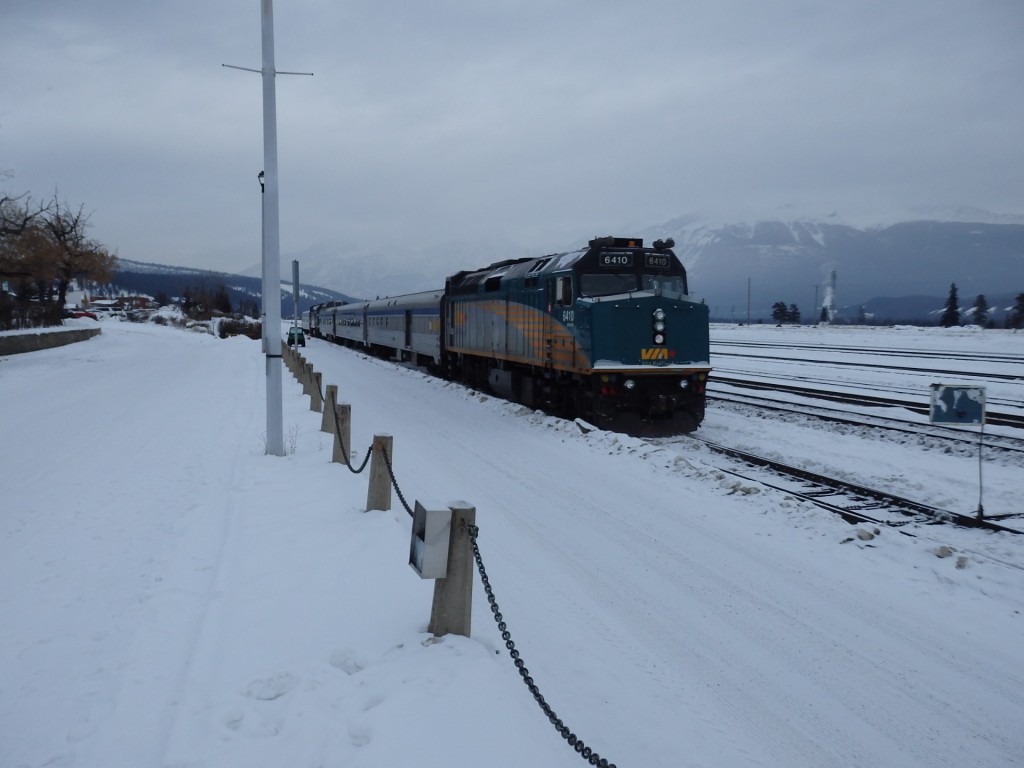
[929,384,987,520]
[929,384,986,425]
[409,501,451,579]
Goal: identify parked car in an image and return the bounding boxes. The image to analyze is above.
[90,306,125,319]
[63,308,98,320]
[287,327,306,347]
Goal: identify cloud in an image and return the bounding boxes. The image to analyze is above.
[2,0,1022,282]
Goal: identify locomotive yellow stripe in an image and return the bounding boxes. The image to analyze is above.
[445,348,590,375]
[449,298,590,371]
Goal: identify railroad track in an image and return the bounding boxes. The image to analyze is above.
[708,374,1024,430]
[707,390,1024,456]
[711,339,1024,367]
[691,438,1024,536]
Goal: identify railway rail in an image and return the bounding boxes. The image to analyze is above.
[687,438,1024,536]
[708,374,1024,430]
[707,389,1024,456]
[710,338,1024,368]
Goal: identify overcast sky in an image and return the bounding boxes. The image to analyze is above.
[2,1,1022,275]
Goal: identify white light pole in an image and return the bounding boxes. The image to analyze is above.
[260,1,285,456]
[224,0,312,457]
[258,170,266,353]
[292,259,300,338]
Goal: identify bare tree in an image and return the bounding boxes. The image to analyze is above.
[1,193,52,278]
[41,195,117,308]
[1,192,51,240]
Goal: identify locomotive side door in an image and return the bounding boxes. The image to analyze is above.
[546,274,576,371]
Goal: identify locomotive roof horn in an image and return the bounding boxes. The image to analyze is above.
[653,237,675,251]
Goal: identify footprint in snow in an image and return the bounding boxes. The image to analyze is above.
[243,672,298,701]
[329,649,364,676]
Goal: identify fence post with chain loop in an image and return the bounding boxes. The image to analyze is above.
[320,384,337,433]
[309,370,322,412]
[331,403,352,465]
[301,361,314,397]
[427,503,476,638]
[365,433,393,511]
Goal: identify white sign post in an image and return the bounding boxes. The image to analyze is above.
[929,384,986,521]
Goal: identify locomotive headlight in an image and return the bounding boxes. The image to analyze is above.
[679,379,690,389]
[624,378,637,390]
[653,308,666,321]
[654,320,666,332]
[653,332,665,344]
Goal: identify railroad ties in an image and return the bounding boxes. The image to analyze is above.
[696,439,1024,536]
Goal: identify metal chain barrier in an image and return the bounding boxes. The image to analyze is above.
[290,347,327,402]
[292,350,371,474]
[295,351,616,765]
[466,523,617,768]
[381,445,415,517]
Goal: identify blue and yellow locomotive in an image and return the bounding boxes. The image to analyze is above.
[313,237,711,433]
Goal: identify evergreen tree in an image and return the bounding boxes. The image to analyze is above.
[1010,293,1024,330]
[237,298,259,319]
[971,294,989,327]
[819,306,829,323]
[213,284,233,314]
[771,301,788,323]
[940,283,960,327]
[787,304,800,324]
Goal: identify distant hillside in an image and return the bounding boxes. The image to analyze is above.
[245,214,1023,323]
[115,213,1023,325]
[640,216,1024,322]
[98,259,355,318]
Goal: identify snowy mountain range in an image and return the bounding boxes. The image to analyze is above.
[640,214,1024,322]
[246,211,1023,323]
[111,211,1023,324]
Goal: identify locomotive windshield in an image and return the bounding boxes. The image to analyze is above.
[581,273,638,297]
[579,270,689,298]
[642,274,687,296]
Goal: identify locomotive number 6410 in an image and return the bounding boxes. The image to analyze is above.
[599,253,633,267]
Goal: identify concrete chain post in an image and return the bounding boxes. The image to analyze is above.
[365,433,393,511]
[331,403,352,465]
[301,362,314,396]
[321,384,338,433]
[428,503,477,638]
[310,371,322,412]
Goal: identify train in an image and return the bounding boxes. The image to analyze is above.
[305,236,711,433]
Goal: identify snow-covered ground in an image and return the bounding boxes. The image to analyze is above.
[2,320,1022,768]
